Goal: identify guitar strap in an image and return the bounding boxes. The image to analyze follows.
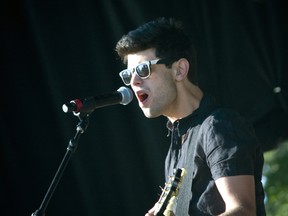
[174,124,200,216]
[175,104,219,216]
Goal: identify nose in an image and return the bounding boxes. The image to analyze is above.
[131,72,143,86]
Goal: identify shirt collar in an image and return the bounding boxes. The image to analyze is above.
[166,94,217,136]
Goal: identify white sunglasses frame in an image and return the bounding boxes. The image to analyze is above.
[119,59,160,86]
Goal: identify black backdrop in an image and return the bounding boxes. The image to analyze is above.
[1,0,288,215]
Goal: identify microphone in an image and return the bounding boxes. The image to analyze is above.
[62,86,133,114]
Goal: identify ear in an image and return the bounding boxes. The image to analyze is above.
[175,58,189,81]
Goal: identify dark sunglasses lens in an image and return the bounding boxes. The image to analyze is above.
[136,63,150,78]
[121,70,132,84]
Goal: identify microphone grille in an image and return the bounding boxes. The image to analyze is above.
[117,86,133,105]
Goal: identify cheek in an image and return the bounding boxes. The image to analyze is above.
[152,67,175,85]
[153,76,177,104]
[149,68,177,101]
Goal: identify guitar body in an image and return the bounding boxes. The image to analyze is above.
[154,168,186,216]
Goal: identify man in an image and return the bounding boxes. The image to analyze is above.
[115,17,266,215]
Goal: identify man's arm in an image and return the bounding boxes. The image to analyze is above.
[215,175,256,216]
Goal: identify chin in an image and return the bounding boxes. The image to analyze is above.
[142,110,161,119]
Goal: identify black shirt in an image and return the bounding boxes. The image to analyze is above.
[165,95,266,215]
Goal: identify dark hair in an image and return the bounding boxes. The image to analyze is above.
[115,17,198,84]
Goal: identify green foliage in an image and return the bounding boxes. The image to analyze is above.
[263,140,288,216]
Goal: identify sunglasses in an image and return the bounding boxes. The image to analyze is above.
[119,58,172,85]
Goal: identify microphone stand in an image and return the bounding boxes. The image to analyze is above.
[31,112,90,216]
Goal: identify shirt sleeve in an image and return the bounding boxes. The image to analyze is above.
[201,108,259,180]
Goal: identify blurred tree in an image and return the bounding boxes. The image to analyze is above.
[263,140,288,216]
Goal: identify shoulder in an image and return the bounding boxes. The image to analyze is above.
[195,107,262,178]
[198,107,260,154]
[202,107,255,137]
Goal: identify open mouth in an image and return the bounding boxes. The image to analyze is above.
[137,92,149,103]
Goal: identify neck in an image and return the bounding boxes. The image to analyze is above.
[166,83,203,123]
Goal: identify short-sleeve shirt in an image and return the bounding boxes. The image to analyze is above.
[165,95,266,215]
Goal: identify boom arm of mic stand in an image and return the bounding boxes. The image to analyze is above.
[31,113,90,216]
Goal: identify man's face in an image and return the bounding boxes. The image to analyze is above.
[127,48,177,118]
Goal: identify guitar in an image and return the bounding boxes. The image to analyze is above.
[154,168,187,216]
